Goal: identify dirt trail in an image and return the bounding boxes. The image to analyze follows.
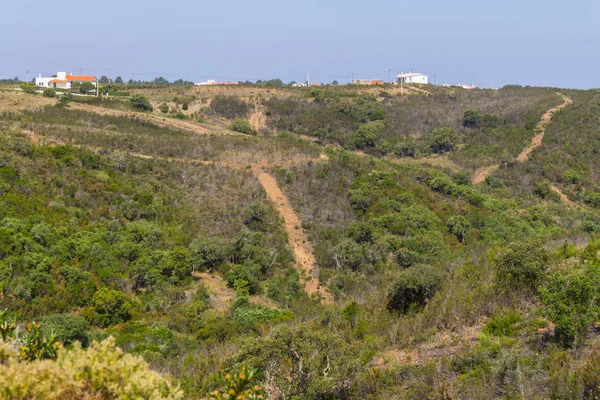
[472,165,498,185]
[68,102,240,137]
[249,97,267,132]
[18,127,331,302]
[472,93,572,184]
[516,93,572,163]
[550,184,574,206]
[252,166,332,303]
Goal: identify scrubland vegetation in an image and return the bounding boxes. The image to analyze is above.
[0,83,599,399]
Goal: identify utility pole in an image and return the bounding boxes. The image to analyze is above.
[26,70,29,83]
[307,70,310,87]
[388,69,391,84]
[351,72,354,84]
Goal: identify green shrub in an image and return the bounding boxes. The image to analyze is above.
[41,314,90,347]
[463,110,482,128]
[354,120,384,149]
[0,337,182,399]
[90,288,133,327]
[494,240,549,291]
[540,262,600,347]
[563,169,581,184]
[159,103,169,113]
[447,215,471,243]
[483,310,522,337]
[584,192,600,207]
[483,114,501,128]
[19,322,59,361]
[393,139,416,157]
[387,265,443,313]
[43,88,56,98]
[229,119,255,135]
[429,127,459,154]
[20,83,38,94]
[57,92,74,106]
[210,366,265,400]
[210,96,249,119]
[129,94,153,112]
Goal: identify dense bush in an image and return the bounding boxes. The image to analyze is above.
[0,337,182,399]
[463,110,483,128]
[540,261,600,347]
[387,265,443,313]
[429,127,459,154]
[494,240,549,291]
[229,119,255,135]
[159,103,169,113]
[42,88,56,98]
[130,94,153,112]
[211,96,249,119]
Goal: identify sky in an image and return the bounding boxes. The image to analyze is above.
[1,0,598,88]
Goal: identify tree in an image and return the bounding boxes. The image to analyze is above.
[463,110,482,128]
[388,265,443,313]
[429,127,459,154]
[79,82,95,94]
[447,215,471,243]
[129,94,153,112]
[114,76,123,84]
[494,240,548,291]
[99,76,109,84]
[540,262,600,347]
[332,80,339,85]
[354,120,384,149]
[90,288,133,326]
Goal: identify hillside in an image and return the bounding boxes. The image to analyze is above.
[0,84,599,399]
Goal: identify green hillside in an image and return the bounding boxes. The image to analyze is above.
[0,85,599,399]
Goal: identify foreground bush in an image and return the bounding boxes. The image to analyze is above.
[0,337,182,399]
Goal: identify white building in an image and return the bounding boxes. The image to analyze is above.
[395,72,428,84]
[35,72,98,89]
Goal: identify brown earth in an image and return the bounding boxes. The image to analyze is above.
[249,97,267,132]
[550,184,575,206]
[252,166,332,303]
[472,165,499,185]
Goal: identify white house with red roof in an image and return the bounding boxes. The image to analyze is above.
[35,72,98,89]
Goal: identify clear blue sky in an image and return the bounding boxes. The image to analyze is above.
[1,0,598,88]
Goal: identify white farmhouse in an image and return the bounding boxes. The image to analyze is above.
[395,72,428,84]
[35,72,98,89]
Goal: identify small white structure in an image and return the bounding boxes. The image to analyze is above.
[35,72,97,89]
[395,72,428,84]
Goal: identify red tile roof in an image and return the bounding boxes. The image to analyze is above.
[65,74,97,82]
[49,79,68,83]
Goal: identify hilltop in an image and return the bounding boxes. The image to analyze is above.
[0,83,599,399]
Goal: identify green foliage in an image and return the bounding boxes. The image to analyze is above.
[463,109,483,128]
[159,103,169,113]
[79,82,95,94]
[429,127,459,154]
[229,118,255,135]
[57,92,74,106]
[129,94,153,112]
[563,169,581,184]
[483,310,522,337]
[494,240,549,291]
[387,265,443,313]
[584,192,600,207]
[354,120,384,149]
[0,308,16,341]
[20,83,38,94]
[210,366,265,400]
[447,215,471,243]
[42,88,56,98]
[540,261,600,347]
[483,114,501,128]
[211,96,249,119]
[310,88,325,102]
[41,314,90,347]
[90,288,133,327]
[19,322,60,361]
[0,337,182,399]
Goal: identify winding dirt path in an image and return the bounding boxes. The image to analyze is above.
[472,92,572,184]
[550,184,574,206]
[249,97,267,132]
[516,93,572,163]
[252,166,332,303]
